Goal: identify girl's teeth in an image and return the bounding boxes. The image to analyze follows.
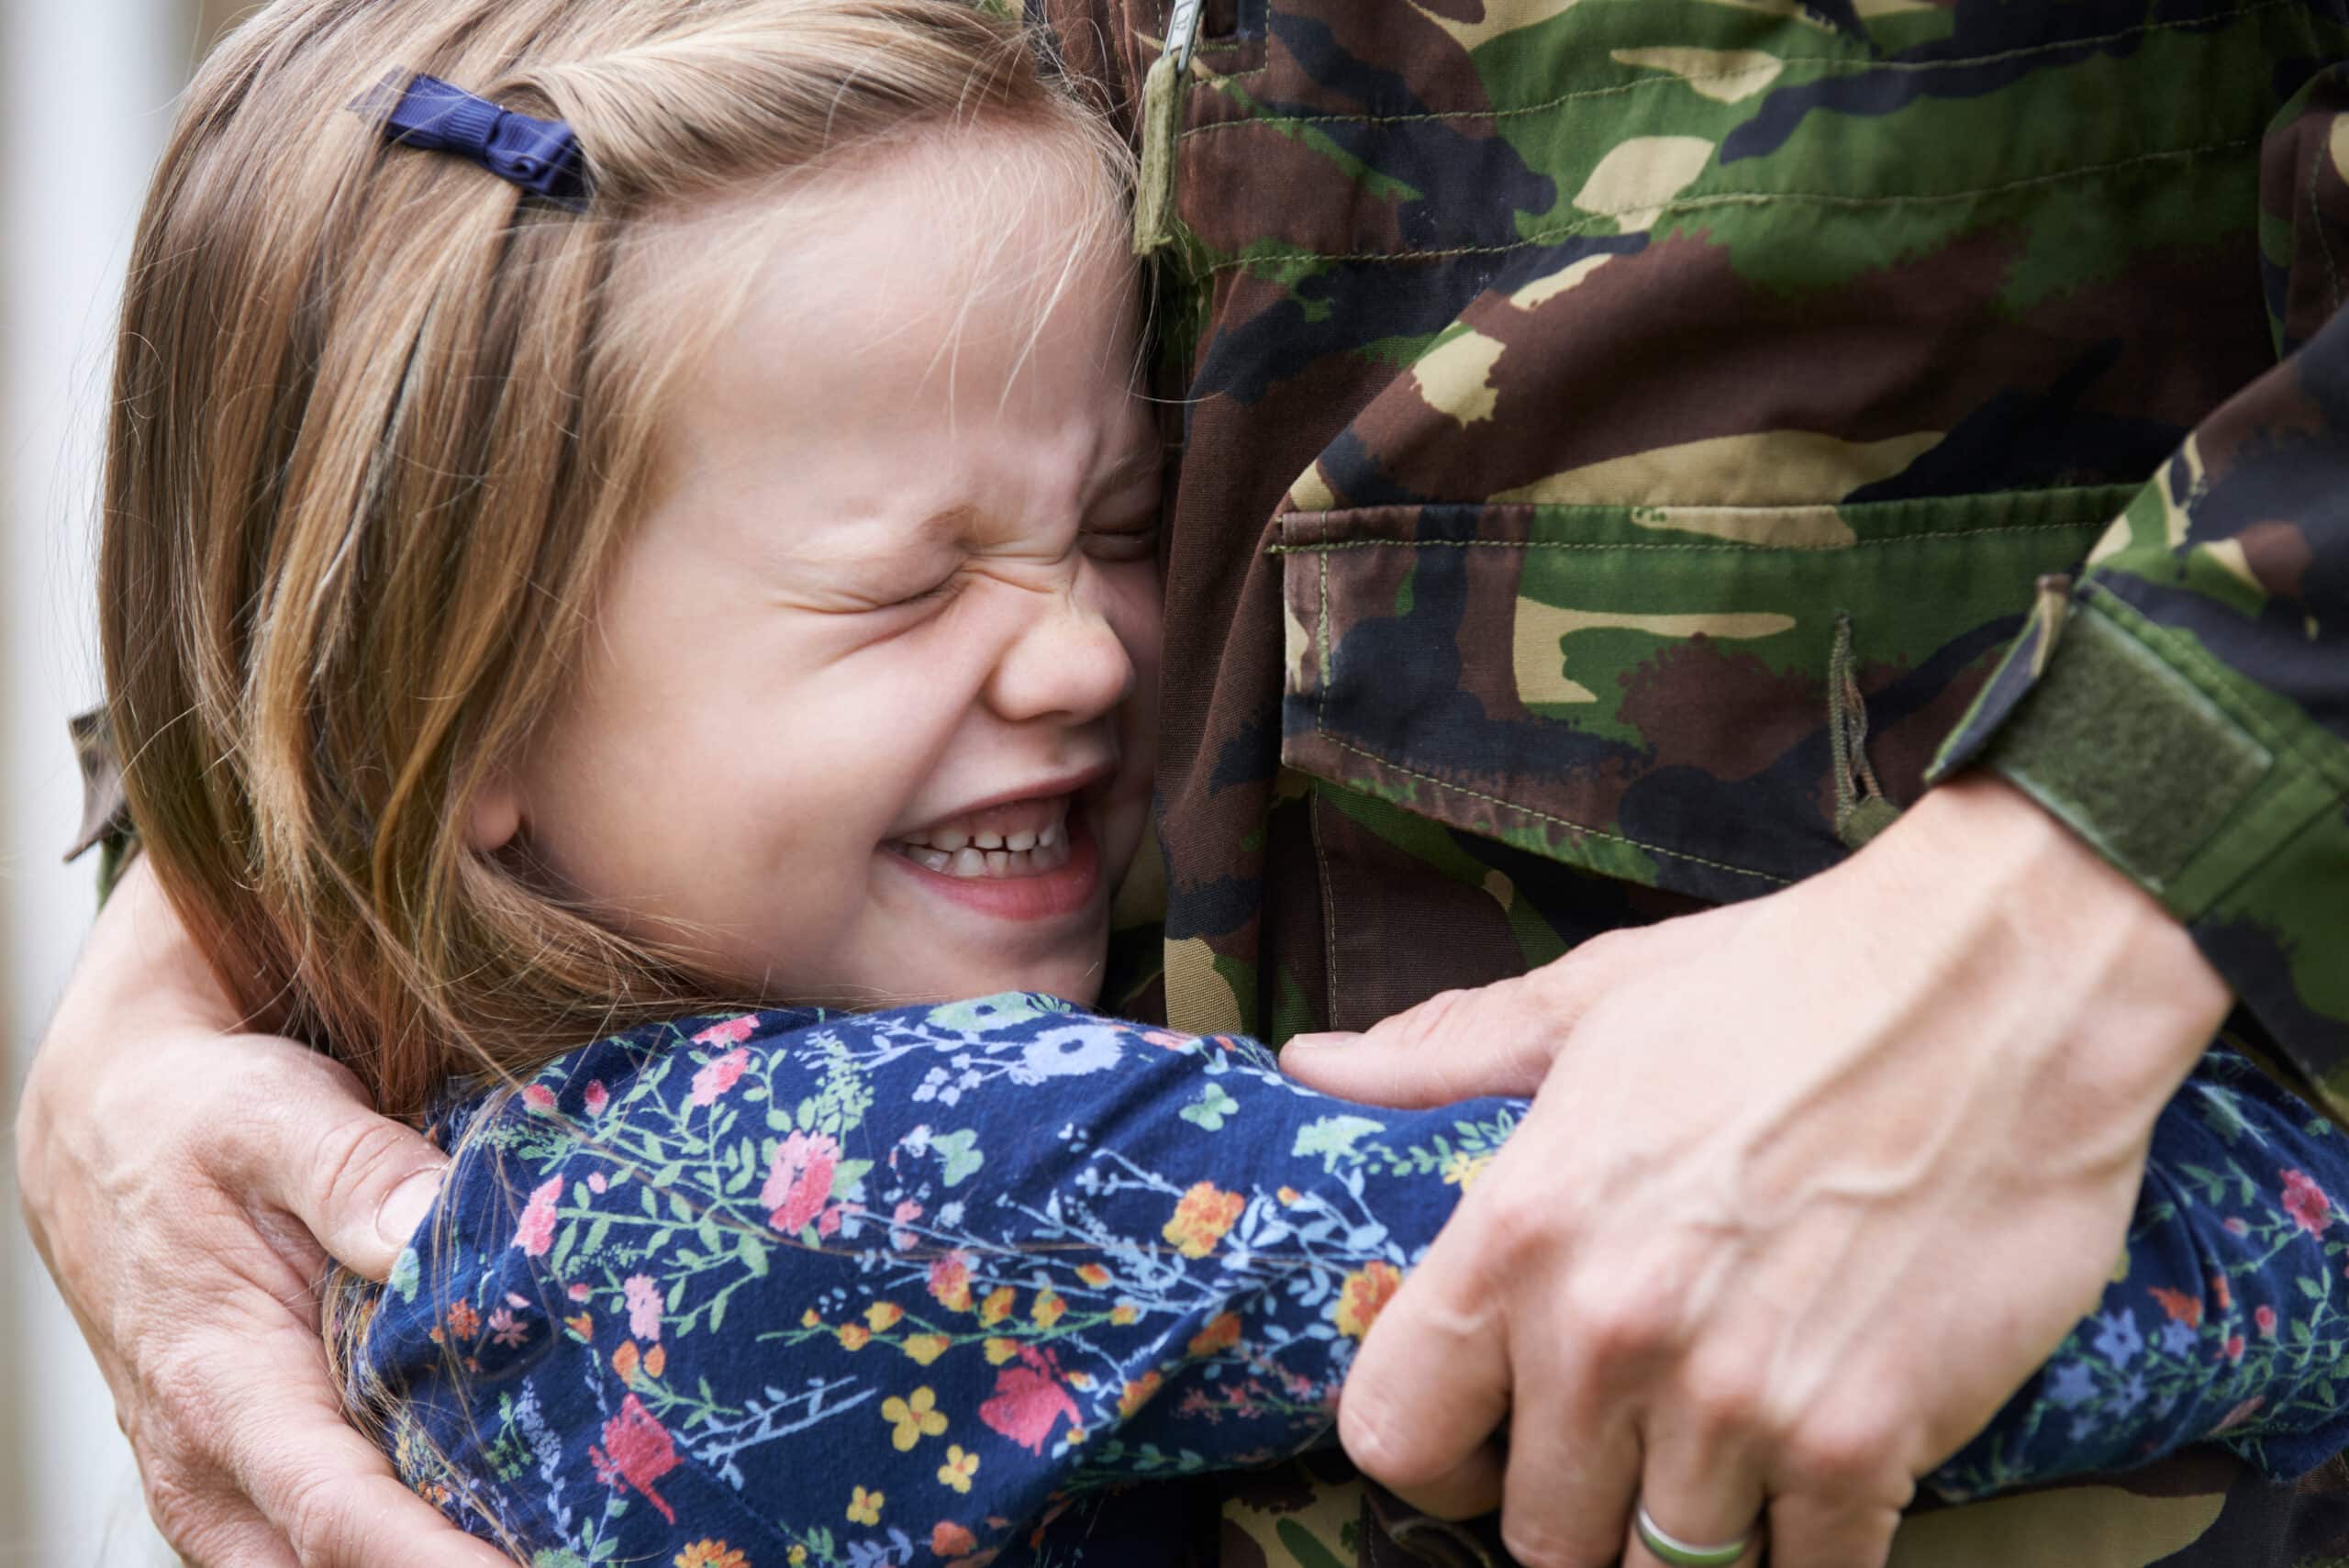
[1005,830,1037,852]
[930,829,971,852]
[1038,822,1061,849]
[974,831,1005,851]
[898,831,1075,879]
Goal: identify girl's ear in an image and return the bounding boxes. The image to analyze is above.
[466,774,525,853]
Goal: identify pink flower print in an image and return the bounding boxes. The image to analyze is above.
[485,1308,529,1349]
[522,1084,557,1115]
[979,1347,1081,1455]
[625,1274,663,1342]
[891,1200,924,1251]
[568,1283,592,1303]
[513,1176,564,1258]
[589,1394,678,1523]
[693,1016,758,1048]
[818,1204,846,1238]
[584,1081,609,1117]
[762,1131,841,1234]
[2256,1304,2279,1338]
[2224,1217,2250,1236]
[2282,1169,2333,1236]
[691,1047,751,1107]
[588,1172,607,1195]
[2221,1334,2247,1363]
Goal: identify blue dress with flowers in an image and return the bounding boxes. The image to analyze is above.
[349,995,2349,1568]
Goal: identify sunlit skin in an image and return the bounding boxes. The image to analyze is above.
[479,131,1161,1009]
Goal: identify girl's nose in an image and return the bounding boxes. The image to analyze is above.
[984,570,1136,727]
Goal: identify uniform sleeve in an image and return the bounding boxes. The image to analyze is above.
[352,997,1521,1568]
[1930,1043,2349,1499]
[1929,65,2349,1123]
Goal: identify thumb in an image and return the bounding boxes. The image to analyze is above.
[248,1060,449,1283]
[1281,977,1561,1107]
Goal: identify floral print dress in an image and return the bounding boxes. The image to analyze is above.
[348,995,2349,1568]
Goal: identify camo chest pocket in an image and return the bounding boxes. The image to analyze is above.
[1274,491,2130,906]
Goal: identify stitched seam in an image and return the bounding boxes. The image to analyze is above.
[1310,552,1341,1020]
[1314,734,1791,886]
[1204,141,2253,271]
[2312,125,2345,320]
[1179,0,2300,135]
[1269,520,2111,556]
[1306,797,1343,1028]
[1318,547,1333,692]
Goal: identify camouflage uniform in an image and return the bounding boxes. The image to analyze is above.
[1033,1,2349,1563]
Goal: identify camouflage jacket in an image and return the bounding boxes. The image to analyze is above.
[1034,1,2349,1564]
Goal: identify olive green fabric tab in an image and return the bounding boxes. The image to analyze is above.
[1980,602,2272,893]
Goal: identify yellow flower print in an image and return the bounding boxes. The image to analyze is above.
[983,1337,1020,1365]
[1075,1263,1111,1287]
[1441,1150,1494,1190]
[979,1286,1016,1326]
[1109,1303,1139,1326]
[838,1323,872,1351]
[882,1386,950,1451]
[901,1333,952,1366]
[1030,1289,1067,1329]
[674,1542,749,1568]
[1162,1182,1245,1259]
[1119,1372,1163,1418]
[1187,1311,1242,1359]
[787,1550,807,1566]
[865,1302,905,1332]
[937,1445,981,1495]
[1334,1262,1403,1340]
[847,1486,885,1526]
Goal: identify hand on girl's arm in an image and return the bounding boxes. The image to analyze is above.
[1281,774,2241,1568]
[13,860,503,1568]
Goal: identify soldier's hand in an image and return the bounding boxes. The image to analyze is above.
[1282,773,2232,1568]
[13,860,505,1568]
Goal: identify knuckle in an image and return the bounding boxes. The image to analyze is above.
[1338,1389,1453,1494]
[1499,1515,1607,1568]
[276,1465,361,1567]
[303,1109,414,1217]
[1564,1274,1666,1362]
[139,1455,231,1557]
[1476,1181,1566,1270]
[1783,1407,1906,1496]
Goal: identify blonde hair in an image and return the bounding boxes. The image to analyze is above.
[100,0,1131,1119]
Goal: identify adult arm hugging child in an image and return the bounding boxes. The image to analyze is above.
[84,2,2349,1564]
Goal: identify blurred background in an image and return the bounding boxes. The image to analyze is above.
[3,0,247,1562]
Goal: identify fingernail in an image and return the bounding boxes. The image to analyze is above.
[376,1168,445,1248]
[1283,1031,1350,1052]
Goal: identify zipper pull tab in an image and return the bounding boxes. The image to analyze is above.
[1133,0,1207,255]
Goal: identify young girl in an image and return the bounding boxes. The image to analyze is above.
[95,2,2349,1565]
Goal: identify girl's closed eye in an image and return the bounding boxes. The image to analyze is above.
[1081,512,1159,563]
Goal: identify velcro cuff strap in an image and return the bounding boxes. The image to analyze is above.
[1978,598,2271,896]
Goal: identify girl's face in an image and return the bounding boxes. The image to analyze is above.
[484,131,1161,1009]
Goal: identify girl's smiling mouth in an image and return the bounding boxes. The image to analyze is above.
[882,790,1107,920]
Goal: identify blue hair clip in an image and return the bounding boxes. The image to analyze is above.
[363,72,589,206]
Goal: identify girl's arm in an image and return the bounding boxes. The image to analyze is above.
[352,999,2349,1568]
[1929,1039,2349,1498]
[354,995,1508,1568]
